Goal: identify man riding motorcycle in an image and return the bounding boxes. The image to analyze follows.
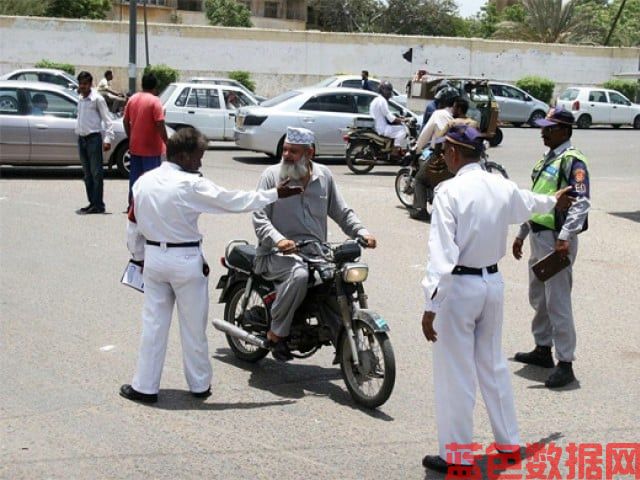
[253,127,377,361]
[369,81,408,155]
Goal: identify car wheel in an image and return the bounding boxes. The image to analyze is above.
[528,110,546,127]
[114,143,131,178]
[488,127,503,147]
[634,115,640,129]
[0,95,18,111]
[275,136,285,160]
[576,114,592,129]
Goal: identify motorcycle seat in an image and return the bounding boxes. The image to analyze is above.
[227,244,256,272]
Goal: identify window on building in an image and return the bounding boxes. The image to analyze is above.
[238,0,252,12]
[177,0,203,11]
[286,0,303,20]
[264,1,279,18]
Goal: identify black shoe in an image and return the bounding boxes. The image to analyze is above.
[514,345,554,368]
[409,208,429,221]
[267,339,293,362]
[545,361,576,388]
[422,455,471,475]
[80,204,92,212]
[191,386,212,398]
[85,206,106,214]
[119,384,158,404]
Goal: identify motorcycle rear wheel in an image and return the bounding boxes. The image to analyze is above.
[224,284,270,362]
[340,321,396,409]
[346,142,375,174]
[394,167,415,209]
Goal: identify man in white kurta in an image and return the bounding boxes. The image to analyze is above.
[420,125,573,474]
[369,81,407,148]
[120,127,301,404]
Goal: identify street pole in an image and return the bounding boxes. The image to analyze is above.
[128,0,137,94]
[143,0,150,67]
[604,0,627,46]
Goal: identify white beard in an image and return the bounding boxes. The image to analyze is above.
[279,155,310,181]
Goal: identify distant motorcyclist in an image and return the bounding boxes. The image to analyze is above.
[369,81,407,153]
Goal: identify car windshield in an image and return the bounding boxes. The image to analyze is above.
[560,89,579,101]
[61,72,77,86]
[260,90,302,107]
[159,85,177,104]
[314,77,338,87]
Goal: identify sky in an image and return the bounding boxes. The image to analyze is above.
[456,0,486,18]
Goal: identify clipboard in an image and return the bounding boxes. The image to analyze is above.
[121,260,144,293]
[532,251,571,282]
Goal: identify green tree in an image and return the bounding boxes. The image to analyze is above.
[228,71,256,92]
[0,0,50,16]
[380,0,462,36]
[307,0,384,33]
[204,0,252,27]
[46,0,111,19]
[144,64,179,94]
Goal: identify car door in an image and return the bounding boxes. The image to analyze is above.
[298,93,358,155]
[182,87,225,140]
[0,86,30,163]
[607,91,633,124]
[585,90,610,124]
[221,89,254,140]
[497,84,529,122]
[26,89,78,164]
[489,84,510,121]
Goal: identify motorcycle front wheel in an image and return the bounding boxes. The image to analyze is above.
[345,142,375,174]
[394,167,415,208]
[340,321,396,409]
[224,284,270,362]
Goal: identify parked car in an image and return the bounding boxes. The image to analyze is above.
[234,87,420,158]
[1,68,78,90]
[187,77,266,103]
[489,82,549,126]
[556,86,640,129]
[161,82,259,141]
[314,75,408,107]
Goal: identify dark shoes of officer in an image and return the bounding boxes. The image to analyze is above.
[409,208,429,221]
[545,361,576,388]
[422,455,470,475]
[119,384,158,404]
[514,345,554,368]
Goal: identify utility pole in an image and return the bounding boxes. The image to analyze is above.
[604,0,627,46]
[143,0,150,67]
[128,0,137,94]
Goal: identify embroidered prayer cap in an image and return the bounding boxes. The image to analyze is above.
[285,127,315,146]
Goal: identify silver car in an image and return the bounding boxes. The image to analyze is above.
[1,68,78,90]
[315,75,408,107]
[0,81,131,176]
[489,82,549,126]
[234,87,419,158]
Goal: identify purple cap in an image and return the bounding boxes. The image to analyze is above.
[535,106,575,127]
[435,125,485,153]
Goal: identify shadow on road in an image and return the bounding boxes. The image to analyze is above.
[0,166,124,180]
[150,388,295,411]
[609,210,640,223]
[213,348,394,421]
[510,363,551,383]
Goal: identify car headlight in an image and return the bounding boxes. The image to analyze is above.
[342,263,368,283]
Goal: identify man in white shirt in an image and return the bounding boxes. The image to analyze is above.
[75,71,114,214]
[120,127,302,404]
[420,125,573,475]
[369,81,407,149]
[97,70,127,113]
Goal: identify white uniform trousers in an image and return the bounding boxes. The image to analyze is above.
[528,230,578,362]
[433,272,520,463]
[132,245,212,394]
[379,125,408,147]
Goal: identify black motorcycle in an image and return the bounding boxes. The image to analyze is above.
[344,117,419,175]
[213,238,396,409]
[395,149,509,217]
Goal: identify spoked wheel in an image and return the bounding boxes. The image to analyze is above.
[340,321,395,409]
[346,142,375,174]
[484,161,509,179]
[394,167,415,208]
[224,285,270,362]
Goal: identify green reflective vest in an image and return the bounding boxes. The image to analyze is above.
[530,148,588,230]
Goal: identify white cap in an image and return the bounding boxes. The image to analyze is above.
[285,127,315,146]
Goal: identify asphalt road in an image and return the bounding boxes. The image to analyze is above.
[1,127,639,479]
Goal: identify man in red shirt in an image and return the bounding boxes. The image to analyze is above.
[123,73,168,207]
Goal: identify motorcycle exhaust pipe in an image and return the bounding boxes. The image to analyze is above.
[211,318,269,349]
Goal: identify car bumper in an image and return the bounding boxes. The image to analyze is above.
[234,127,278,156]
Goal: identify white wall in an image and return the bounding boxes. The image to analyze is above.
[0,16,637,98]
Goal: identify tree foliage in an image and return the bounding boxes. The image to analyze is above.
[516,76,556,103]
[0,0,50,16]
[204,0,252,27]
[228,71,256,92]
[144,64,179,94]
[35,59,75,75]
[307,0,384,33]
[45,0,111,19]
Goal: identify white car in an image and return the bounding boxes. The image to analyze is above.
[0,68,78,90]
[234,87,419,158]
[161,82,259,141]
[187,77,266,103]
[314,75,408,107]
[556,87,640,129]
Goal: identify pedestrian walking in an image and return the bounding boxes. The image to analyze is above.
[420,125,574,474]
[75,71,114,215]
[123,72,168,209]
[120,128,302,404]
[513,107,591,389]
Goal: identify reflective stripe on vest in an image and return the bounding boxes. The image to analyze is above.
[530,148,588,230]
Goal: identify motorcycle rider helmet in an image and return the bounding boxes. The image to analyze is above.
[434,86,460,108]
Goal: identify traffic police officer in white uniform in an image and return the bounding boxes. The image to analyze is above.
[420,125,574,474]
[120,127,302,403]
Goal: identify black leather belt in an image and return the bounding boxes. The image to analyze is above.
[79,132,101,139]
[146,240,200,248]
[530,221,553,233]
[452,264,498,275]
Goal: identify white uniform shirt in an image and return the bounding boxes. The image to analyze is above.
[416,107,453,151]
[75,88,114,143]
[422,163,557,313]
[97,78,110,93]
[127,162,278,260]
[369,96,396,135]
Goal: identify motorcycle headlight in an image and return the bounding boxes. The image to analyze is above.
[342,263,369,283]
